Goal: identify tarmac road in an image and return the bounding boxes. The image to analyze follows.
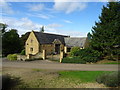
[2,58,119,71]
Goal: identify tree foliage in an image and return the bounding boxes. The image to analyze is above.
[70,48,102,63]
[0,23,8,54]
[2,29,22,56]
[0,23,8,33]
[20,32,30,49]
[90,2,120,57]
[84,32,92,48]
[40,26,44,33]
[70,47,80,56]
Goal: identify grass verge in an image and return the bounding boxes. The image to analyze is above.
[103,62,120,64]
[58,71,113,83]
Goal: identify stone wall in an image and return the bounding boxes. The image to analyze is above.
[40,44,64,55]
[17,55,27,61]
[47,54,60,60]
[40,44,54,55]
[25,31,39,55]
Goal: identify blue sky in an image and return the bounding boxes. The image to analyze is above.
[1,1,107,37]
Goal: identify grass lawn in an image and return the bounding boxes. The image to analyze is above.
[59,71,113,83]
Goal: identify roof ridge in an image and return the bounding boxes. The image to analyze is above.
[34,31,68,37]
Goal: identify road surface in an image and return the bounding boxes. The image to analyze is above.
[2,58,119,71]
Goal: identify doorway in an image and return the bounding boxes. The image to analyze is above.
[55,44,60,54]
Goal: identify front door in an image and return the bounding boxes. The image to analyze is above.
[55,44,60,54]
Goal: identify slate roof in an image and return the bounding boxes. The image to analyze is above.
[64,37,87,48]
[34,32,68,44]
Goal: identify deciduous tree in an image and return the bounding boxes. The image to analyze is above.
[2,29,22,56]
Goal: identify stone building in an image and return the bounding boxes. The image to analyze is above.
[25,31,87,59]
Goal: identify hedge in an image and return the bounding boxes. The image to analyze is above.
[62,57,86,64]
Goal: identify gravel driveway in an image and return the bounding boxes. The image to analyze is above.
[2,58,119,71]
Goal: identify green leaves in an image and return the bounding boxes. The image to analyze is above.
[2,29,22,56]
[70,47,80,56]
[90,2,120,57]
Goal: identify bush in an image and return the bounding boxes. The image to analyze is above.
[7,54,17,61]
[20,49,25,55]
[96,72,120,87]
[70,47,80,56]
[62,57,86,64]
[69,48,102,63]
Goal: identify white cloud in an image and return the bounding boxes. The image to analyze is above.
[53,0,87,14]
[57,30,87,37]
[0,0,14,14]
[36,14,50,19]
[0,17,43,35]
[27,13,54,19]
[1,15,86,37]
[63,20,72,23]
[46,23,62,28]
[67,31,87,37]
[37,14,49,19]
[0,16,63,36]
[27,3,44,11]
[44,23,62,34]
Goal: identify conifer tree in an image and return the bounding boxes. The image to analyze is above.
[40,26,44,33]
[90,1,120,57]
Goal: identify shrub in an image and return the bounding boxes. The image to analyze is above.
[7,54,17,61]
[96,72,120,87]
[69,48,102,63]
[70,47,80,56]
[62,57,86,64]
[20,49,25,55]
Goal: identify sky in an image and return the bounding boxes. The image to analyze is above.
[1,0,108,37]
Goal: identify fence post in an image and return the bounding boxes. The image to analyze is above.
[60,51,64,63]
[43,50,46,60]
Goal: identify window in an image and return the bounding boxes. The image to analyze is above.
[30,48,33,52]
[81,43,83,45]
[31,39,33,43]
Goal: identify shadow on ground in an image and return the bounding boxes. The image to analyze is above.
[2,74,28,89]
